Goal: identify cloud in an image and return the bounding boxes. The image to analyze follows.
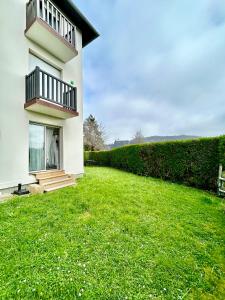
[75,0,225,142]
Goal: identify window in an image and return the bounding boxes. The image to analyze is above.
[29,53,61,79]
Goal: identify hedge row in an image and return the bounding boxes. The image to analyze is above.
[85,137,225,191]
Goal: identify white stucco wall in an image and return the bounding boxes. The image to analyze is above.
[0,0,84,190]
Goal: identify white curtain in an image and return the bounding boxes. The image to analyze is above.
[46,128,59,169]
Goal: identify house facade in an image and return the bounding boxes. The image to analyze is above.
[0,0,98,193]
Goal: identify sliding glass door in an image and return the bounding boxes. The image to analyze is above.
[29,124,60,172]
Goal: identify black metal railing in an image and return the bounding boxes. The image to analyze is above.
[26,67,77,111]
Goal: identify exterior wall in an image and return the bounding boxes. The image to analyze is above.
[0,0,84,191]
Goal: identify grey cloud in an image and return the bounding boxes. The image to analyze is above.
[75,0,225,142]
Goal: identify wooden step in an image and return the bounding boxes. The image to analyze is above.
[39,175,69,185]
[34,169,64,175]
[41,178,74,190]
[36,170,65,180]
[44,181,75,192]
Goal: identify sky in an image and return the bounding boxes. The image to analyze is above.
[74,0,225,143]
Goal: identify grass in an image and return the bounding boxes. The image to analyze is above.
[0,167,224,300]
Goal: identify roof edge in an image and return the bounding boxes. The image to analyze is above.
[67,0,100,46]
[52,0,99,48]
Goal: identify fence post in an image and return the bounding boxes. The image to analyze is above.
[218,164,223,196]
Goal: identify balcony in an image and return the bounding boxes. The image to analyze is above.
[25,67,78,119]
[25,0,78,63]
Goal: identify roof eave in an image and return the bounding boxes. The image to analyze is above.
[52,0,100,48]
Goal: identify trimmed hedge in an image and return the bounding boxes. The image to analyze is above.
[85,136,225,191]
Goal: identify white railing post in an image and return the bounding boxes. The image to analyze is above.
[43,0,46,21]
[66,21,69,42]
[36,0,40,18]
[58,13,61,35]
[63,17,65,38]
[46,0,49,24]
[73,26,76,48]
[50,4,53,27]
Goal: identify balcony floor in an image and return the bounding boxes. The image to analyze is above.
[24,98,79,119]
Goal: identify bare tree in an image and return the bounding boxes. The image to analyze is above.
[84,115,105,151]
[131,129,145,144]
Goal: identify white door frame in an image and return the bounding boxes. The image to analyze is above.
[29,122,62,173]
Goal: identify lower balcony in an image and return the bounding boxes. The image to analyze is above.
[25,67,78,119]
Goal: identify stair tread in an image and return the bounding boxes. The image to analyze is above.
[41,177,73,186]
[44,182,75,192]
[39,175,69,184]
[36,172,66,180]
[34,170,65,176]
[35,169,65,174]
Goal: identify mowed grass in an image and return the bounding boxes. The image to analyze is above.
[0,167,225,300]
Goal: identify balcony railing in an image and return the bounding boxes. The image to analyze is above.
[26,67,77,112]
[26,0,76,48]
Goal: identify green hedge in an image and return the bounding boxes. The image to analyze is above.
[85,136,225,191]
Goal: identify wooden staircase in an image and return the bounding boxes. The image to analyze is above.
[34,170,75,192]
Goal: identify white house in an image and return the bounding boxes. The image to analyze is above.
[0,0,99,193]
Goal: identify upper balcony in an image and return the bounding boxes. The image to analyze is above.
[25,0,78,63]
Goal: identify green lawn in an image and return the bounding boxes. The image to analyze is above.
[0,167,224,300]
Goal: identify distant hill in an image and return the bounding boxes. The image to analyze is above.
[108,135,200,149]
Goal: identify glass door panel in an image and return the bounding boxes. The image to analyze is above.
[46,127,60,170]
[29,124,45,172]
